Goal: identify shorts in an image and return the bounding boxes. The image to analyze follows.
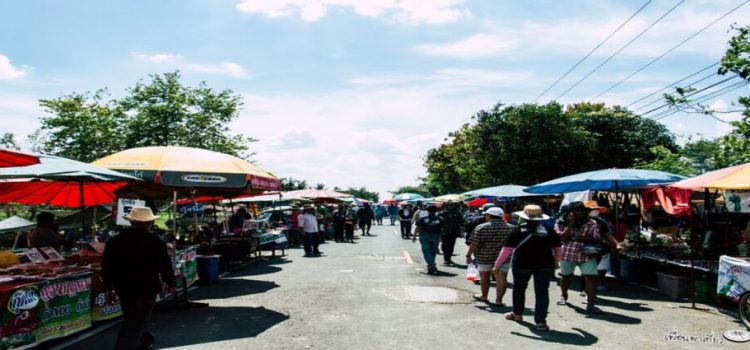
[560,259,598,276]
[478,263,510,273]
[598,254,611,271]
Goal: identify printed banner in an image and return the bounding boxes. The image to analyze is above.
[724,190,750,213]
[177,246,199,287]
[0,273,93,349]
[90,271,122,322]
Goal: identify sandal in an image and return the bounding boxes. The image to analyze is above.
[491,300,506,307]
[556,297,568,306]
[473,294,489,303]
[536,324,550,331]
[586,306,603,314]
[504,312,523,322]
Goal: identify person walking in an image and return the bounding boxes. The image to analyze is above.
[345,204,357,243]
[102,207,176,350]
[299,206,322,256]
[441,202,464,265]
[465,207,513,305]
[583,201,620,292]
[388,204,399,225]
[398,204,414,239]
[413,205,445,274]
[286,206,303,248]
[465,203,495,245]
[332,204,347,243]
[357,203,375,236]
[374,205,386,225]
[555,201,602,313]
[494,205,561,331]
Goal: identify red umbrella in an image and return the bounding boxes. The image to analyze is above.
[175,196,225,206]
[0,181,128,207]
[467,198,489,207]
[0,149,40,168]
[382,199,398,205]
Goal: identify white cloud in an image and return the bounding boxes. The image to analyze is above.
[415,7,742,59]
[235,84,501,196]
[135,53,249,78]
[276,130,318,149]
[415,34,516,58]
[0,54,28,80]
[235,0,469,24]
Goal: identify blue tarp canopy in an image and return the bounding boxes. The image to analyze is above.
[525,168,686,194]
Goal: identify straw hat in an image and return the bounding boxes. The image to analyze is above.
[516,205,550,221]
[583,201,600,210]
[123,206,160,222]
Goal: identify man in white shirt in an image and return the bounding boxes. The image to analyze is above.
[298,206,321,256]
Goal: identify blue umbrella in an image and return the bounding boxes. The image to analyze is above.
[462,184,538,198]
[393,193,424,201]
[525,168,686,194]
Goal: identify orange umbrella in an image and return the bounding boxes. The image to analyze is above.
[671,163,750,189]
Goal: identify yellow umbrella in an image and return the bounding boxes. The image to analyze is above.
[672,162,750,189]
[433,194,466,203]
[92,146,280,191]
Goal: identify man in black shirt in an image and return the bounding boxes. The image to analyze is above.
[493,205,561,331]
[103,207,176,350]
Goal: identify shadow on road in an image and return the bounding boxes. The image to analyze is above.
[189,278,280,300]
[61,306,288,350]
[566,304,642,324]
[230,257,292,278]
[511,326,598,346]
[595,296,654,312]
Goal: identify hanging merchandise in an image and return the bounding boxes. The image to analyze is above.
[725,190,750,213]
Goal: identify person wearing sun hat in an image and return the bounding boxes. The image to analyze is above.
[466,206,513,305]
[494,204,561,331]
[103,206,175,350]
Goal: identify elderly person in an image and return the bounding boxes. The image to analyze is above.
[555,201,602,313]
[466,207,513,305]
[103,207,176,350]
[494,205,561,331]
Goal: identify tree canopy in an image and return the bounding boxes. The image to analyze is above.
[34,71,254,162]
[423,102,677,193]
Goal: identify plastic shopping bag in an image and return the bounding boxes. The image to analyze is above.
[466,263,479,282]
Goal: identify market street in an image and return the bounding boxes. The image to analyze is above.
[56,224,745,350]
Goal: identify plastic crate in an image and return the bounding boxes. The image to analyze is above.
[656,272,690,299]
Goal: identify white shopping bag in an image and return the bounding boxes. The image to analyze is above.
[466,263,479,282]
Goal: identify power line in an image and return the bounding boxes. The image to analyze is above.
[626,62,718,109]
[534,0,653,102]
[594,0,750,100]
[554,0,686,100]
[633,69,718,112]
[640,75,740,116]
[651,80,748,121]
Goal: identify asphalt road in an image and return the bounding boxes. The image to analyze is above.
[61,224,748,349]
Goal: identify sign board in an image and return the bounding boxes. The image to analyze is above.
[116,198,146,226]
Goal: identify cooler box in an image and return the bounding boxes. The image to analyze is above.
[197,255,221,285]
[656,272,690,299]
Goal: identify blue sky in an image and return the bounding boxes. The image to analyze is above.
[1,0,749,196]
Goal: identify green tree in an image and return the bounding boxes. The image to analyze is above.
[341,187,379,202]
[567,102,677,168]
[120,72,254,158]
[390,185,434,198]
[37,90,126,162]
[634,145,696,176]
[423,101,679,192]
[280,177,308,191]
[34,71,255,162]
[0,133,19,150]
[682,137,720,173]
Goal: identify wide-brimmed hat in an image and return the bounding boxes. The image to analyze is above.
[484,207,504,218]
[516,205,549,221]
[123,206,160,223]
[583,201,600,210]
